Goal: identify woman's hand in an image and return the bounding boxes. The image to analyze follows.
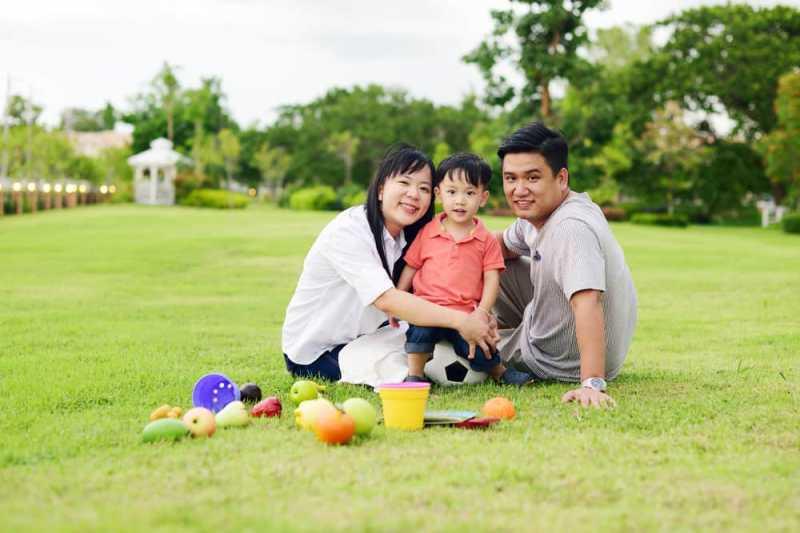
[457,310,496,359]
[388,316,400,328]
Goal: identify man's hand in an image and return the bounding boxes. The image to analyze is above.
[388,316,400,328]
[561,386,616,409]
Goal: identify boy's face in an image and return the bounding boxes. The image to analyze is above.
[434,170,489,224]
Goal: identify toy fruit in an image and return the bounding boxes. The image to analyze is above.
[482,397,516,420]
[313,410,356,445]
[294,398,337,431]
[240,383,262,404]
[215,401,251,428]
[341,398,377,436]
[149,404,172,421]
[252,396,282,418]
[167,406,183,419]
[183,407,217,438]
[142,419,190,443]
[290,380,326,403]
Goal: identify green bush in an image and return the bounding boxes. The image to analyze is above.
[337,184,366,208]
[289,186,338,211]
[630,213,689,228]
[277,183,301,208]
[180,189,249,209]
[782,213,800,234]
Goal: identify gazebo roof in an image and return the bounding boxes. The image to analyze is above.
[128,138,191,168]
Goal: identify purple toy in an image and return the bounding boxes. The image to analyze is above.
[192,373,240,413]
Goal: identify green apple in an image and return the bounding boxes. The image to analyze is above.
[290,380,326,403]
[142,418,190,443]
[215,401,251,428]
[341,398,377,436]
[294,398,336,431]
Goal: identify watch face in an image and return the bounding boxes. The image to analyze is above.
[590,378,605,390]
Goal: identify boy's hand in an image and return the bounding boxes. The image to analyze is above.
[389,316,400,328]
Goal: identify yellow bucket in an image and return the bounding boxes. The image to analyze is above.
[378,383,430,431]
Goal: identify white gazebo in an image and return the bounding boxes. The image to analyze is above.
[128,138,191,205]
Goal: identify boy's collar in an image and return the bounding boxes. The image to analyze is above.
[432,212,487,242]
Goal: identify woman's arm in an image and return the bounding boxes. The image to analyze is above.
[374,288,494,357]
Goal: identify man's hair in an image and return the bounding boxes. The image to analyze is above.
[435,152,492,189]
[497,122,568,175]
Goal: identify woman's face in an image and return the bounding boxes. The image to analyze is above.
[379,166,433,237]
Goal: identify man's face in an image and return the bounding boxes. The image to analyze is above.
[502,152,569,228]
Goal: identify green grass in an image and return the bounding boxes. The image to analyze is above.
[1,204,798,532]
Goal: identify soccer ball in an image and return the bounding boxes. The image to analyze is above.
[424,342,488,386]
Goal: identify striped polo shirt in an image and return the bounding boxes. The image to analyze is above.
[503,192,637,381]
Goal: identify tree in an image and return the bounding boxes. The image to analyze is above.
[218,128,240,191]
[326,131,360,186]
[254,143,291,198]
[636,102,709,214]
[6,95,42,127]
[153,62,180,142]
[125,69,235,154]
[644,5,800,139]
[464,0,604,119]
[758,70,800,206]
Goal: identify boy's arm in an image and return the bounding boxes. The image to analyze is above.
[396,265,417,293]
[477,269,500,315]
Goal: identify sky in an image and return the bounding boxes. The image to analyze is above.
[0,0,794,127]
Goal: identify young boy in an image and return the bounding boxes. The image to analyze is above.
[392,153,535,385]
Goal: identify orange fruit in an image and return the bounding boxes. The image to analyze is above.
[313,411,356,445]
[482,397,516,420]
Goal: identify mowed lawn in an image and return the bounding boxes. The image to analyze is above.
[0,204,798,532]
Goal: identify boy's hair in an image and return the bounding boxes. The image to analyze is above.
[435,152,492,189]
[497,122,568,175]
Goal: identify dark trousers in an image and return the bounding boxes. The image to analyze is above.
[283,344,345,381]
[405,325,502,373]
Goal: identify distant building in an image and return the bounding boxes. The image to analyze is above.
[67,130,132,158]
[128,138,191,206]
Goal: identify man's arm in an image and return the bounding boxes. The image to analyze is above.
[561,289,616,408]
[494,231,520,260]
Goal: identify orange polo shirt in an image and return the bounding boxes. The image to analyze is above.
[404,213,505,313]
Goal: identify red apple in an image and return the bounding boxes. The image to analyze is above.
[251,396,282,418]
[182,407,216,438]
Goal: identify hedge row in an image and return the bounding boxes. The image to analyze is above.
[630,213,689,228]
[783,213,800,234]
[288,185,366,211]
[180,189,249,209]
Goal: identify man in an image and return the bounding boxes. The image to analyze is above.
[493,122,637,408]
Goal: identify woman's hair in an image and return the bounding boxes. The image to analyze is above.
[365,143,435,283]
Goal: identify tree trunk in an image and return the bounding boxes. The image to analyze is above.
[540,82,551,120]
[167,105,174,142]
[345,155,352,186]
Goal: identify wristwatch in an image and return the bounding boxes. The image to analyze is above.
[581,377,607,392]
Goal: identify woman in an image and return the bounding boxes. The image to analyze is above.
[281,144,495,381]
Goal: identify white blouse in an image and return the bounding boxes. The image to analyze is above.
[281,206,406,364]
